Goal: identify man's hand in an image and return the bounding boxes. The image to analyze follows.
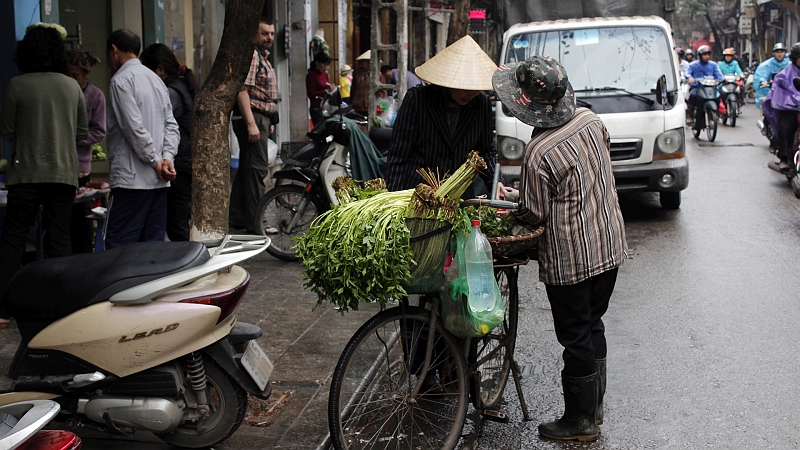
[247,121,260,143]
[270,125,275,135]
[161,159,177,182]
[688,77,695,84]
[496,181,506,200]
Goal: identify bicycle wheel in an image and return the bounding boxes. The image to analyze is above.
[253,185,325,261]
[329,306,468,450]
[470,267,519,410]
[706,109,718,142]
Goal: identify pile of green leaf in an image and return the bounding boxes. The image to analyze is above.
[295,189,415,313]
[464,205,518,238]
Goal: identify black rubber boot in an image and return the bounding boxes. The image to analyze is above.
[596,359,606,425]
[538,372,599,442]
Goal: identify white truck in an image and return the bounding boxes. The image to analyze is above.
[495,16,687,209]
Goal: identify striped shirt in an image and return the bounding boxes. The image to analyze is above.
[516,108,627,285]
[385,85,501,195]
[244,49,278,114]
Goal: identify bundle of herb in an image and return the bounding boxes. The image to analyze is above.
[464,205,518,238]
[332,176,389,204]
[294,189,414,313]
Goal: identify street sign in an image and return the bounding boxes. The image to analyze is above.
[739,18,752,35]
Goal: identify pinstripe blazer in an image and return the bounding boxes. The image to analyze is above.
[516,108,627,285]
[385,85,501,196]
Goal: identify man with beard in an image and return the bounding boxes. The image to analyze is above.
[230,19,279,233]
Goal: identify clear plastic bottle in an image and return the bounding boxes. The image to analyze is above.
[464,219,498,314]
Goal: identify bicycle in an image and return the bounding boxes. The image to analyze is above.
[327,199,540,450]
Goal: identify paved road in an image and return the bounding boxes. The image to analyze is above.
[462,105,800,449]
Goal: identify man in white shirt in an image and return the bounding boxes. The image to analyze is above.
[104,29,180,249]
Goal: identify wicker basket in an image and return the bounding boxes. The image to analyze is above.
[402,219,452,294]
[487,225,545,257]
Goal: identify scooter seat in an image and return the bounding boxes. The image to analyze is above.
[4,241,210,324]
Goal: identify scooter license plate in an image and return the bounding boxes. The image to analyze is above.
[241,340,274,392]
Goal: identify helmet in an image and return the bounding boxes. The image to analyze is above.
[790,42,800,61]
[678,49,685,57]
[723,48,735,56]
[697,45,711,55]
[685,49,694,57]
[773,43,787,52]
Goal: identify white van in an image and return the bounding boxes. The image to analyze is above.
[495,16,687,209]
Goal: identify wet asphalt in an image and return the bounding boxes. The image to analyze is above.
[460,105,800,449]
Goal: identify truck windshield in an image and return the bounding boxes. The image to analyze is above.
[506,26,676,94]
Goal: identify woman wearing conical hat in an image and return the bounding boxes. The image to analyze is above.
[384,36,504,199]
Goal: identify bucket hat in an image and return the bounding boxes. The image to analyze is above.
[492,56,576,129]
[414,35,497,90]
[341,64,353,74]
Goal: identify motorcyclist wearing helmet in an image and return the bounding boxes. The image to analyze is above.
[686,45,723,126]
[753,43,790,108]
[684,48,695,63]
[718,48,744,77]
[678,49,690,78]
[763,42,800,175]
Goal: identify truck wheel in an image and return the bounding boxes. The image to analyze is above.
[660,191,681,210]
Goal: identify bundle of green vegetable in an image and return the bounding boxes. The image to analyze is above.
[296,152,488,313]
[464,205,518,238]
[295,189,414,313]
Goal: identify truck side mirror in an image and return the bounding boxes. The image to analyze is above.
[655,75,668,106]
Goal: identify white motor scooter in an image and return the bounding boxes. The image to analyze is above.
[0,235,272,448]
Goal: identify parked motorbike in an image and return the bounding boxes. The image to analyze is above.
[0,400,81,450]
[719,74,741,127]
[253,91,364,261]
[0,235,272,448]
[691,76,720,141]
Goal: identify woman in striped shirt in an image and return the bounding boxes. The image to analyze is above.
[493,56,628,442]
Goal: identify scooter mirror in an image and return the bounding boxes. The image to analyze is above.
[793,77,800,91]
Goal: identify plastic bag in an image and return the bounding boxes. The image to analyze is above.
[376,96,397,127]
[440,232,505,338]
[268,139,278,166]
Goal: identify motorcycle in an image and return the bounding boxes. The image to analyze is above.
[0,399,81,449]
[691,76,720,141]
[719,74,741,127]
[0,235,273,448]
[253,91,363,261]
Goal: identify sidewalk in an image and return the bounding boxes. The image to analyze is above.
[0,251,380,449]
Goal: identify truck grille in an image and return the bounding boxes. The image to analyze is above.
[609,140,642,161]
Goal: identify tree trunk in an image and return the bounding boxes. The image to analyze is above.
[446,0,471,46]
[190,0,265,241]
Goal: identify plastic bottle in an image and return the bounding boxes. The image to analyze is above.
[464,219,498,319]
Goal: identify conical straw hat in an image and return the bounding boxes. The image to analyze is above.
[415,35,497,90]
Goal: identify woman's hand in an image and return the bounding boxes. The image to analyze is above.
[496,181,506,200]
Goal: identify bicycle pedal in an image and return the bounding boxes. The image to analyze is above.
[481,409,509,423]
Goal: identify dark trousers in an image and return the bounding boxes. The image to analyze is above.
[776,109,798,164]
[103,187,168,250]
[545,268,619,377]
[230,112,271,231]
[0,183,74,319]
[167,170,192,242]
[70,175,93,254]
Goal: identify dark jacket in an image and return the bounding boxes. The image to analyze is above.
[165,76,193,173]
[385,85,501,197]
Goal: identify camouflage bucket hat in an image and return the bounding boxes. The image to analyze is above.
[492,56,576,129]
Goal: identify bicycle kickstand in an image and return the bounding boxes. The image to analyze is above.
[506,338,532,421]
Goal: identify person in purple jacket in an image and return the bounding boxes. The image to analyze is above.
[763,42,800,176]
[66,49,106,253]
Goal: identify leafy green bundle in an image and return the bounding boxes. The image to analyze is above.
[295,189,414,313]
[464,205,518,238]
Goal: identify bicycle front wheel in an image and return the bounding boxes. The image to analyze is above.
[253,185,324,261]
[329,306,468,450]
[471,267,519,410]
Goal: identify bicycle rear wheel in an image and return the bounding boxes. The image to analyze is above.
[470,267,519,410]
[329,306,468,450]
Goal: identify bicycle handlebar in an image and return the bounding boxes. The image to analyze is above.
[463,199,518,210]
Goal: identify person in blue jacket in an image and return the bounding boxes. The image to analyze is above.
[718,48,744,77]
[754,43,790,109]
[686,45,723,128]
